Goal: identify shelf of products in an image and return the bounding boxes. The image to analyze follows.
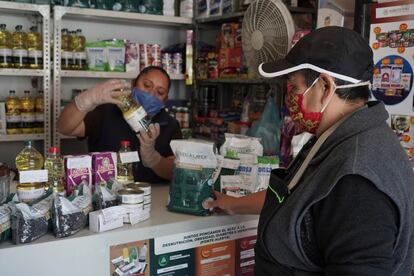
[195,11,245,24]
[0,133,44,142]
[54,6,193,26]
[60,70,185,80]
[0,1,51,156]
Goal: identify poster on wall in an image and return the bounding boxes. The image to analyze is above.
[370,1,414,154]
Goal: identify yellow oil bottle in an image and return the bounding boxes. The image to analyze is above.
[5,90,22,134]
[20,90,35,134]
[0,24,13,68]
[34,90,44,133]
[61,28,73,70]
[73,29,86,70]
[12,25,28,69]
[15,140,45,203]
[27,26,43,69]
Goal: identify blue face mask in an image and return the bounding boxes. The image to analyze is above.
[132,88,164,117]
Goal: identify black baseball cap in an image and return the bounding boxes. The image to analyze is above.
[259,26,374,84]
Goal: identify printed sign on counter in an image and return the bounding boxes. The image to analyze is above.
[235,236,257,276]
[150,243,195,276]
[195,240,235,276]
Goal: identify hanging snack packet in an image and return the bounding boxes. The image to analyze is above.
[52,184,92,238]
[10,193,54,244]
[255,156,279,192]
[168,140,217,216]
[0,204,11,242]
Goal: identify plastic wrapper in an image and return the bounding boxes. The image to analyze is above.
[93,185,118,210]
[10,194,54,244]
[52,184,92,238]
[0,204,11,242]
[255,156,279,192]
[168,140,217,216]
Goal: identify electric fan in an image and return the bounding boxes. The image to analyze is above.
[242,0,295,77]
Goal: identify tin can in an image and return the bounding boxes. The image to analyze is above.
[126,182,151,195]
[162,53,172,64]
[151,44,161,60]
[117,188,144,204]
[173,53,182,64]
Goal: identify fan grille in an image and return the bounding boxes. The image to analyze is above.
[242,0,295,76]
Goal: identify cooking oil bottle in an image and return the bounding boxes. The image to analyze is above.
[73,29,86,70]
[20,90,35,134]
[5,90,22,134]
[117,140,134,184]
[44,147,65,195]
[34,90,44,133]
[15,140,45,203]
[117,89,150,133]
[12,25,28,69]
[0,24,13,68]
[61,28,73,70]
[27,26,43,69]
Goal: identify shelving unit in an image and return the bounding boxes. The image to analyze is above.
[0,2,51,158]
[53,6,193,149]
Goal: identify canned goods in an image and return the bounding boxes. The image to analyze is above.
[144,195,151,205]
[117,188,144,204]
[151,44,161,60]
[122,203,144,224]
[162,53,172,64]
[144,203,151,211]
[134,182,151,195]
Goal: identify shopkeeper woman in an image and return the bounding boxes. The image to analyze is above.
[57,66,182,183]
[206,27,414,275]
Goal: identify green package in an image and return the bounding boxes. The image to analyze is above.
[168,140,217,216]
[86,41,107,71]
[105,39,125,72]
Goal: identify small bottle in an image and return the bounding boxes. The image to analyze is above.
[5,90,22,134]
[73,29,86,70]
[117,89,150,133]
[117,140,134,184]
[139,243,147,262]
[44,147,65,195]
[20,90,35,134]
[61,29,73,70]
[27,26,43,69]
[0,24,13,68]
[12,25,28,69]
[34,90,44,133]
[15,140,45,203]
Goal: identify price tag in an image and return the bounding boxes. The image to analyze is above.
[19,170,48,183]
[66,156,92,169]
[102,206,125,223]
[120,151,140,164]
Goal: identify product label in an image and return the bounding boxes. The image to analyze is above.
[16,187,45,202]
[124,107,148,133]
[28,50,43,65]
[102,206,126,223]
[21,114,36,122]
[0,48,12,64]
[35,113,44,122]
[12,49,28,65]
[67,155,92,169]
[120,151,140,163]
[19,169,48,183]
[62,51,74,67]
[6,114,21,123]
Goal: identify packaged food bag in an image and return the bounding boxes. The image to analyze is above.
[219,133,263,156]
[105,39,125,72]
[86,41,107,71]
[10,193,54,244]
[0,204,11,242]
[234,153,259,194]
[65,155,92,196]
[52,184,92,238]
[255,156,279,192]
[93,184,118,210]
[168,140,217,216]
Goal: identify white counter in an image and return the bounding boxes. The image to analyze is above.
[0,184,259,276]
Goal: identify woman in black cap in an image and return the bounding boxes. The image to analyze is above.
[206,26,414,275]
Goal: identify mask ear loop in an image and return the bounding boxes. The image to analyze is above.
[303,77,320,96]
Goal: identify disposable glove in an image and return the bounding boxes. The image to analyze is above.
[74,79,130,112]
[137,123,162,168]
[132,88,164,117]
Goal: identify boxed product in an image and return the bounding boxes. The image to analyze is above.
[91,152,117,187]
[65,155,92,196]
[218,47,241,69]
[197,0,209,18]
[222,0,239,14]
[0,103,6,135]
[89,206,124,233]
[209,0,222,16]
[0,204,11,242]
[86,41,107,71]
[125,42,140,73]
[168,140,217,216]
[140,44,152,69]
[105,39,126,72]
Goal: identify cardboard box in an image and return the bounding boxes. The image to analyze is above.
[91,152,117,186]
[89,209,124,233]
[218,48,241,69]
[125,42,140,73]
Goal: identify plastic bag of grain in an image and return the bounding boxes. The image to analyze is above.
[10,193,54,244]
[168,140,217,216]
[0,204,11,242]
[52,184,93,238]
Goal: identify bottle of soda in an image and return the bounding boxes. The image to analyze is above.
[117,140,134,184]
